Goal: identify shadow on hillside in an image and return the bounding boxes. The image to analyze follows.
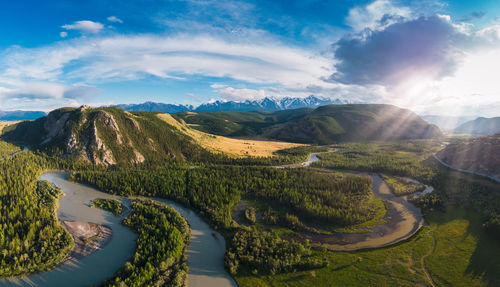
[422,156,500,287]
[428,208,500,287]
[464,221,500,287]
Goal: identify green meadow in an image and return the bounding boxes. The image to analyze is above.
[235,207,500,287]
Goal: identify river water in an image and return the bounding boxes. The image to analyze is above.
[0,172,236,287]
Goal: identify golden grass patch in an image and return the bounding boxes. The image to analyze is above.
[0,121,19,135]
[157,113,302,158]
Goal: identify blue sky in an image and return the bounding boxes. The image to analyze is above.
[1,0,500,116]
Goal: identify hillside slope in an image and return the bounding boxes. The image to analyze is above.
[436,133,500,177]
[173,108,312,137]
[454,117,500,135]
[176,104,442,144]
[1,106,210,165]
[157,113,301,158]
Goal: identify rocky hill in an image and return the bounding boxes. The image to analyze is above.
[436,133,500,177]
[176,104,442,144]
[1,106,209,165]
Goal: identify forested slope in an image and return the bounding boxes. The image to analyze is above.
[175,104,442,144]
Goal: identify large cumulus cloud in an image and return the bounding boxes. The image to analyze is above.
[329,15,469,86]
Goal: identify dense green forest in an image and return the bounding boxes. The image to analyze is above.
[72,165,375,229]
[101,199,190,287]
[71,163,380,279]
[91,198,124,215]
[225,228,327,276]
[0,153,74,277]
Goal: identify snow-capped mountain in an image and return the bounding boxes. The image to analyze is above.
[115,95,348,113]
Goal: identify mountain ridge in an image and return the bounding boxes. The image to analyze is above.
[0,110,46,121]
[421,115,475,131]
[454,117,500,135]
[175,104,443,144]
[115,95,348,113]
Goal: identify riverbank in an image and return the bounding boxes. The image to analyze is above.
[61,221,113,262]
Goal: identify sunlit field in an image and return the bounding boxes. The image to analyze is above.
[158,113,302,158]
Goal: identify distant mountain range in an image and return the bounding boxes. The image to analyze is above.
[115,95,347,113]
[454,117,500,135]
[421,115,475,131]
[0,110,46,121]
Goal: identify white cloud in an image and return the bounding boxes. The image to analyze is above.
[0,82,99,111]
[330,10,500,117]
[210,84,227,89]
[3,12,500,116]
[0,33,341,109]
[346,0,411,31]
[59,31,68,38]
[62,20,104,34]
[107,16,123,23]
[214,87,272,101]
[0,34,334,88]
[0,82,98,100]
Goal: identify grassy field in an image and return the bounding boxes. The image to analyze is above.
[234,207,500,287]
[158,113,302,158]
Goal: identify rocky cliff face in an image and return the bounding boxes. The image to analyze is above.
[37,106,147,166]
[2,106,210,166]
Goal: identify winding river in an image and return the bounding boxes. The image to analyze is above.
[1,152,431,286]
[0,172,236,287]
[277,152,428,251]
